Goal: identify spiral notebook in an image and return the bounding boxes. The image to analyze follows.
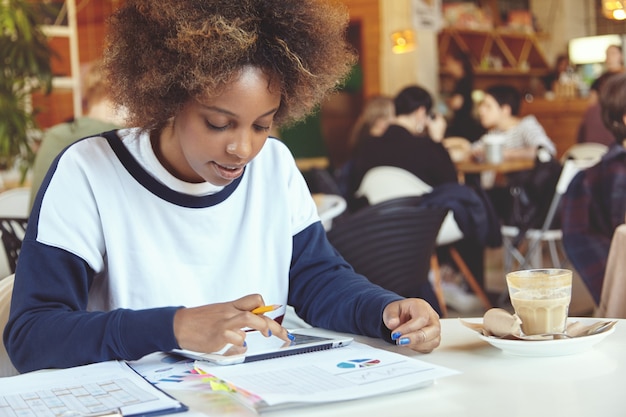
[171,328,353,365]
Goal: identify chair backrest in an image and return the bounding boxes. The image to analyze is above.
[0,218,28,274]
[354,166,464,245]
[537,159,590,233]
[355,166,433,205]
[0,187,30,217]
[560,143,608,164]
[0,188,30,278]
[326,197,446,298]
[313,194,347,231]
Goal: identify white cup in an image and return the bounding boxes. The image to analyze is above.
[483,134,505,164]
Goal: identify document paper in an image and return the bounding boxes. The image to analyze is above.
[0,360,187,417]
[194,341,459,410]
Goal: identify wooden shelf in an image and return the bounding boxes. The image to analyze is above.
[439,28,550,75]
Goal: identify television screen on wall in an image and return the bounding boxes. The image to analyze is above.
[569,34,624,65]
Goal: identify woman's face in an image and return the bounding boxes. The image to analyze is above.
[606,46,624,72]
[160,66,281,186]
[477,94,504,129]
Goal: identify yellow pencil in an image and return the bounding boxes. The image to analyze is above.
[251,304,282,315]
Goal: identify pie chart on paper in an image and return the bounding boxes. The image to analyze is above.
[336,358,381,368]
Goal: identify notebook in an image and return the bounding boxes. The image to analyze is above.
[171,328,353,365]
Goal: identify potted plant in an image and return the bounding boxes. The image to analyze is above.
[0,0,54,183]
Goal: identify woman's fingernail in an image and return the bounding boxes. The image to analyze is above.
[398,337,410,346]
[243,341,247,347]
[287,333,295,341]
[268,329,272,337]
[391,332,401,340]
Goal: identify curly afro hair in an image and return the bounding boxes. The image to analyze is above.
[102,0,357,131]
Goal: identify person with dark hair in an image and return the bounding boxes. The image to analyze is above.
[590,45,625,101]
[4,0,442,373]
[347,85,492,312]
[347,85,453,210]
[562,72,626,305]
[473,84,555,161]
[577,45,625,146]
[543,54,571,93]
[442,51,485,142]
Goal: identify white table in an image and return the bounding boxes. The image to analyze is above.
[166,318,625,417]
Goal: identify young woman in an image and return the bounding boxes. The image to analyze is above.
[4,0,441,373]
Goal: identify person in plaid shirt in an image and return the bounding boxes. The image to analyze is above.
[561,73,626,305]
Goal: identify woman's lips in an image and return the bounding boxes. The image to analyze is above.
[213,162,244,180]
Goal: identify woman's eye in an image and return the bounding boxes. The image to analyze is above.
[254,124,271,132]
[206,121,229,131]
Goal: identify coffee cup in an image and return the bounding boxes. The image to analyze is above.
[483,133,505,164]
[506,269,572,335]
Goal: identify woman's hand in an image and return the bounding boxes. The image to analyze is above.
[426,113,447,143]
[172,294,291,353]
[382,299,441,353]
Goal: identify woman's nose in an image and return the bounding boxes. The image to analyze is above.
[226,133,252,159]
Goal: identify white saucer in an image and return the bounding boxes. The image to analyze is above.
[476,317,616,357]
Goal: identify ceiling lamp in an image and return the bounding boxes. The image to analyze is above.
[391,30,416,54]
[602,0,626,20]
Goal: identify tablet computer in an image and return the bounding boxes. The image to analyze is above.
[171,328,353,365]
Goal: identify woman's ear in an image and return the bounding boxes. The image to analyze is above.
[502,104,513,118]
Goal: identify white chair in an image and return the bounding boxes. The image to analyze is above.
[313,194,347,231]
[355,166,492,316]
[501,158,599,272]
[560,142,608,164]
[0,187,30,278]
[356,166,464,245]
[0,187,30,217]
[0,274,18,377]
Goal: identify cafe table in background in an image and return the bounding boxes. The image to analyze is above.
[162,316,624,417]
[455,158,534,184]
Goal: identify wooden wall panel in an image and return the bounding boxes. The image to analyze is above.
[34,1,123,128]
[35,1,383,129]
[341,0,381,98]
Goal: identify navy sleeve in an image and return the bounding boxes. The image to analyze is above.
[288,221,403,341]
[3,238,181,373]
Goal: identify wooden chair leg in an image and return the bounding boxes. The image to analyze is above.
[430,254,448,318]
[449,247,492,311]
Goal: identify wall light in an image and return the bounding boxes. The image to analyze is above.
[391,30,416,54]
[602,0,626,20]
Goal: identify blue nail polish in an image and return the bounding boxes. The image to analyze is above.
[287,333,295,341]
[268,329,272,337]
[391,332,401,340]
[243,341,247,347]
[398,337,410,346]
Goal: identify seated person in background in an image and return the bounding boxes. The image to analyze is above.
[4,0,441,374]
[348,85,491,312]
[29,60,126,208]
[347,85,452,209]
[442,50,485,143]
[542,53,571,93]
[561,73,626,305]
[473,84,556,161]
[335,95,395,197]
[472,84,558,230]
[576,46,625,146]
[347,95,395,152]
[589,45,625,104]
